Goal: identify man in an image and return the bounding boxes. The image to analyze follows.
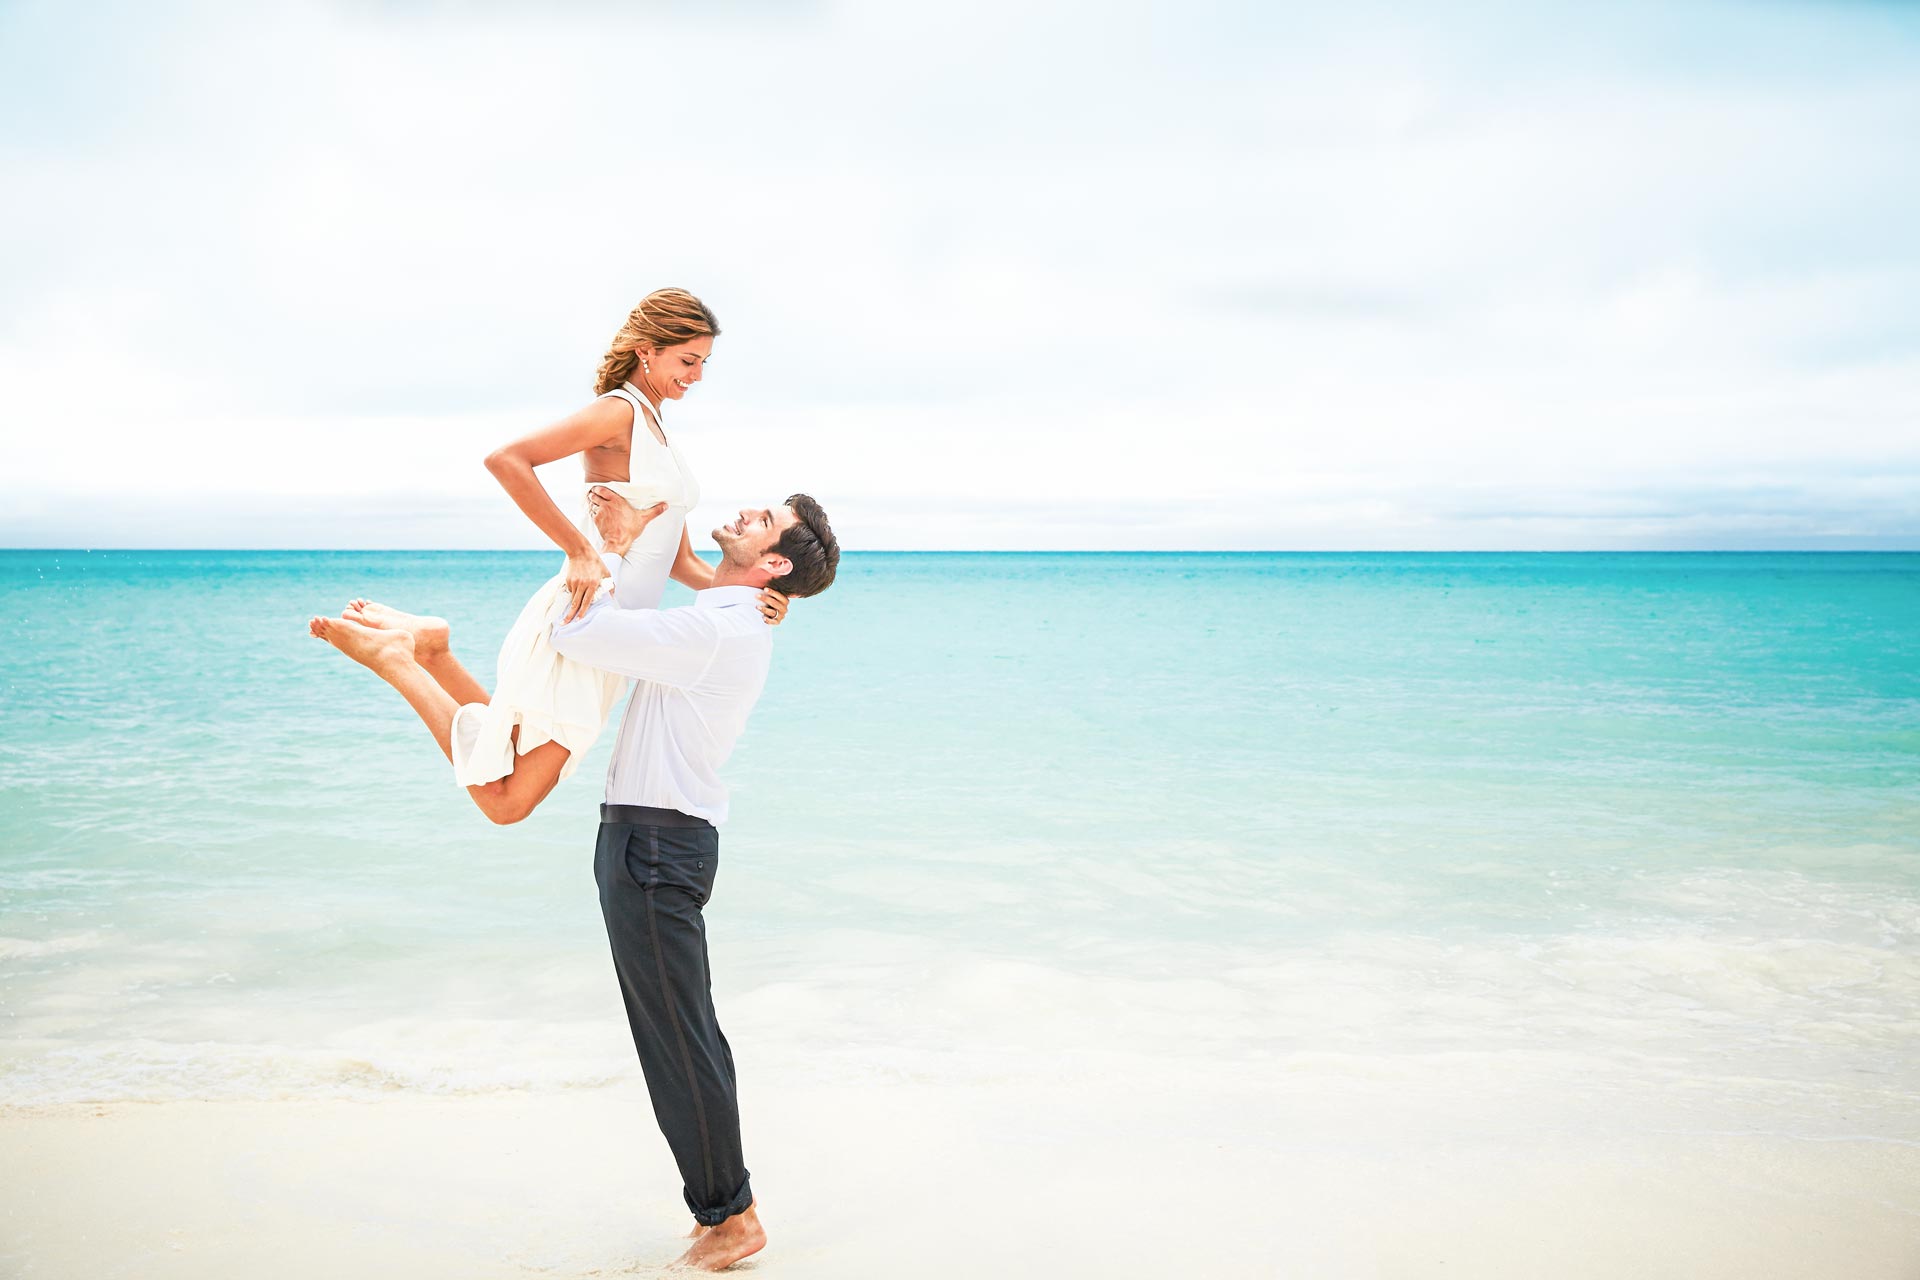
[307,490,838,1271]
[553,489,838,1271]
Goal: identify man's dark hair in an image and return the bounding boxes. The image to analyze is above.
[773,494,839,598]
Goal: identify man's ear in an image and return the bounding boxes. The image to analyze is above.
[761,554,793,582]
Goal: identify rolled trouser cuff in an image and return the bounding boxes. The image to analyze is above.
[687,1172,753,1226]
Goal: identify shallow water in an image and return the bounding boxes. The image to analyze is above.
[2,550,1917,1138]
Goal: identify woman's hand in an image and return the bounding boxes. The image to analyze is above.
[757,588,789,626]
[562,549,607,624]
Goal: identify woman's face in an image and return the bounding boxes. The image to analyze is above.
[645,336,713,402]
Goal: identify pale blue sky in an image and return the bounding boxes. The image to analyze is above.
[2,0,1916,549]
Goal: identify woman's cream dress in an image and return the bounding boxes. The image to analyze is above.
[450,383,700,788]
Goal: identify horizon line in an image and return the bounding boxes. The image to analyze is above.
[6,547,1920,556]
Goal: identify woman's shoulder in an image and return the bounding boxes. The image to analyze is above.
[595,385,642,415]
[579,394,635,465]
[583,387,640,434]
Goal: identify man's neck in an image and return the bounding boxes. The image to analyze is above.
[706,564,768,592]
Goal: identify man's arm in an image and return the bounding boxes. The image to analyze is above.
[590,487,672,611]
[550,594,717,688]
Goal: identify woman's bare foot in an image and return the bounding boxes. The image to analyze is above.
[309,615,416,674]
[342,599,450,657]
[672,1203,764,1271]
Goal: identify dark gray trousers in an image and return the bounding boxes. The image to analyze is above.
[593,811,753,1226]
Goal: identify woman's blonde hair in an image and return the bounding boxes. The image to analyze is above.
[592,288,721,394]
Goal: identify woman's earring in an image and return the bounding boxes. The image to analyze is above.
[641,357,651,375]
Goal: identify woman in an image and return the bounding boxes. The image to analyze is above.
[310,288,785,823]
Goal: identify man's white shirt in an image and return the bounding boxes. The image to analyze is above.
[549,581,772,825]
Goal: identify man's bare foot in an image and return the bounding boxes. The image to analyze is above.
[672,1203,764,1271]
[309,615,416,675]
[686,1220,709,1239]
[342,599,450,657]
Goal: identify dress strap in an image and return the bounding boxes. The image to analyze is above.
[602,381,666,443]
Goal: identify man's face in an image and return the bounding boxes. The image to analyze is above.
[712,502,798,568]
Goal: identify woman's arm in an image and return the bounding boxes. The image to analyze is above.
[669,524,716,591]
[484,397,631,556]
[484,396,633,622]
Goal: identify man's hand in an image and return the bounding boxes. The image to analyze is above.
[589,486,668,558]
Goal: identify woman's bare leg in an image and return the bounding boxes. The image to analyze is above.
[466,739,570,825]
[310,616,454,753]
[344,599,489,706]
[309,615,571,826]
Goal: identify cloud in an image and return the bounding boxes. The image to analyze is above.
[1,0,1917,548]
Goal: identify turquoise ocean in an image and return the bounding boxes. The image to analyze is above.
[3,551,1917,1143]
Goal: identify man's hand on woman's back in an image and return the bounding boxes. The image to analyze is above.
[589,486,668,557]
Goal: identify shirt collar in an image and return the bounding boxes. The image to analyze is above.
[695,585,763,610]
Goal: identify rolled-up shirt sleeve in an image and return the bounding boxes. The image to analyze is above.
[550,593,717,688]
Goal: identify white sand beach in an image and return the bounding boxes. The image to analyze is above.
[7,1074,1919,1279]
